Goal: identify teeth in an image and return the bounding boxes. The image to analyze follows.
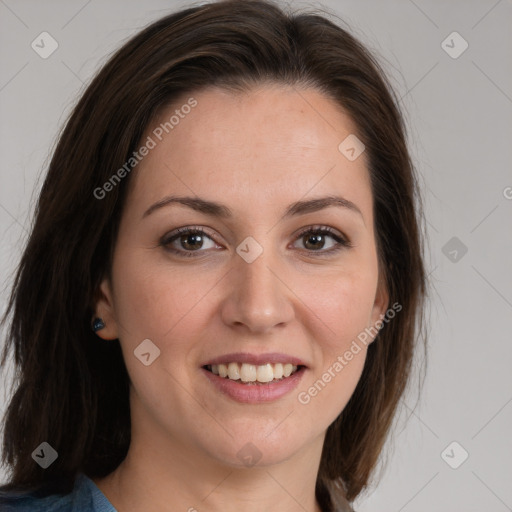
[227,362,240,380]
[257,363,274,383]
[209,363,299,383]
[240,363,257,382]
[273,363,283,379]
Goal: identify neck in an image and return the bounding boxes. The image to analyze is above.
[94,426,325,512]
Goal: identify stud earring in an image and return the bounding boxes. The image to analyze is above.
[92,317,105,332]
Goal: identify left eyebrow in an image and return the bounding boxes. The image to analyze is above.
[142,194,364,222]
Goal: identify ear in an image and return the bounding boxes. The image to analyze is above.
[368,272,389,345]
[92,277,119,340]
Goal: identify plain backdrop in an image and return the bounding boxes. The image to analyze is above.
[0,1,511,511]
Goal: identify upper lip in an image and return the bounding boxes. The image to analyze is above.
[202,352,308,367]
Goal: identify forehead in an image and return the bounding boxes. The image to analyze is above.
[127,85,372,222]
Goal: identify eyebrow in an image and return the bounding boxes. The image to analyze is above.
[142,194,364,222]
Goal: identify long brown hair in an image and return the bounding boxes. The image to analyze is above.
[0,0,427,508]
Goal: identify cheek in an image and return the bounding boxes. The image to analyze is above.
[110,252,225,382]
[294,276,374,432]
[111,252,216,338]
[302,266,378,348]
[289,262,378,415]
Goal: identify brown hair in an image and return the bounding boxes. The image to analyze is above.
[0,0,427,508]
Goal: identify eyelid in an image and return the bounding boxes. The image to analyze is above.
[160,225,222,248]
[293,224,350,244]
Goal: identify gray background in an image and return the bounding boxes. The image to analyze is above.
[1,1,511,511]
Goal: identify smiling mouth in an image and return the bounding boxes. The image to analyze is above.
[203,362,304,384]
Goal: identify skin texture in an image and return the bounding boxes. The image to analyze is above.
[92,85,388,512]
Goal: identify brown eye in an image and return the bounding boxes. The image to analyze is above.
[293,227,351,254]
[161,227,218,257]
[302,232,328,250]
[179,232,206,251]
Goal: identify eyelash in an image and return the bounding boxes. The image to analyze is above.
[159,225,352,258]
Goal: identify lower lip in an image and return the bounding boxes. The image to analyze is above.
[201,366,306,403]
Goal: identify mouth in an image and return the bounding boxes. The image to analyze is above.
[200,352,308,402]
[203,362,305,385]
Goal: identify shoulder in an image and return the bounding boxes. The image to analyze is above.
[0,491,72,511]
[0,473,115,512]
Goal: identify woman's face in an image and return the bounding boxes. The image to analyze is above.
[96,84,388,469]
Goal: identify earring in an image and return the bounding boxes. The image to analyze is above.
[92,317,105,332]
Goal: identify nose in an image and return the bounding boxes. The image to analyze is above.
[220,246,295,334]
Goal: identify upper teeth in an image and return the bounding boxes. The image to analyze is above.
[209,363,299,383]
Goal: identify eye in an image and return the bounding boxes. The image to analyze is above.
[160,226,219,257]
[291,226,351,255]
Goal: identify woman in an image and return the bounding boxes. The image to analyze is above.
[0,0,427,510]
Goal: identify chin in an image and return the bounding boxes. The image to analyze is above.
[199,425,312,469]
